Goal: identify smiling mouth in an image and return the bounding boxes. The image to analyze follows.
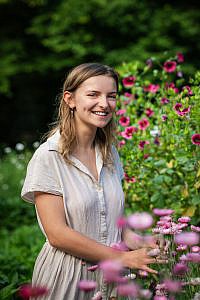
[92,111,109,116]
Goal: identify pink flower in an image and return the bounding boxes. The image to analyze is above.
[191,225,200,232]
[78,280,97,292]
[117,283,139,297]
[124,173,136,183]
[127,212,153,230]
[154,296,168,300]
[145,108,154,117]
[121,126,138,139]
[186,253,200,263]
[111,241,129,251]
[118,140,126,148]
[164,279,182,293]
[116,216,127,228]
[191,134,200,146]
[179,254,188,262]
[116,109,126,116]
[177,52,184,63]
[176,244,188,251]
[99,260,123,283]
[163,61,177,73]
[123,92,134,104]
[178,216,191,223]
[173,263,189,275]
[18,284,49,299]
[138,118,150,130]
[91,291,103,300]
[162,115,168,121]
[174,232,200,246]
[161,98,169,105]
[138,140,150,150]
[144,153,150,159]
[138,270,149,277]
[165,82,179,93]
[119,116,130,127]
[139,289,152,299]
[144,84,160,93]
[173,103,191,116]
[122,76,136,88]
[87,265,99,272]
[191,246,200,253]
[153,208,174,216]
[182,85,193,95]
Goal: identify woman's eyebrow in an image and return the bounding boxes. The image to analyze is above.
[85,90,117,93]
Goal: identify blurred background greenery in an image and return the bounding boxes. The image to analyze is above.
[0,0,200,146]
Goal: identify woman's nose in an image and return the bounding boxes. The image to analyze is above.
[99,95,109,108]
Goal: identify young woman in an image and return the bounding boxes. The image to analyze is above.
[21,63,159,300]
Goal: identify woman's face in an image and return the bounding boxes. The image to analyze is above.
[66,75,117,130]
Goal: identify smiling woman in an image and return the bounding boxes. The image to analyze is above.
[21,63,158,300]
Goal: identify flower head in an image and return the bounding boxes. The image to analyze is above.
[119,116,130,127]
[117,283,139,297]
[182,85,193,95]
[138,140,150,150]
[138,118,150,130]
[163,61,177,73]
[153,208,174,216]
[122,76,136,88]
[177,52,184,63]
[178,216,191,223]
[173,103,191,116]
[191,134,200,146]
[18,284,49,299]
[99,260,123,283]
[173,263,189,275]
[144,84,160,93]
[78,280,97,292]
[116,109,126,116]
[161,98,169,105]
[121,126,138,140]
[127,212,153,230]
[174,232,200,246]
[164,279,182,293]
[145,108,154,117]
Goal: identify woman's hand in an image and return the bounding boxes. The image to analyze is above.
[120,247,164,274]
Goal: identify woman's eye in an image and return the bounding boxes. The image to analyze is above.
[88,94,96,97]
[108,95,117,100]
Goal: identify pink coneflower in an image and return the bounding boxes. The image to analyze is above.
[138,140,150,150]
[175,232,200,246]
[173,103,191,116]
[182,85,193,95]
[178,216,191,223]
[127,212,153,230]
[87,265,99,272]
[145,108,154,117]
[117,283,139,297]
[121,126,138,139]
[163,61,177,73]
[119,116,130,127]
[177,52,184,63]
[99,260,123,283]
[173,263,189,275]
[191,134,200,146]
[161,98,169,105]
[122,76,136,88]
[116,109,126,116]
[18,284,49,299]
[153,208,174,216]
[124,173,136,183]
[144,84,160,93]
[138,118,150,130]
[78,280,97,292]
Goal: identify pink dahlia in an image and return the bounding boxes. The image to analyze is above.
[18,284,49,299]
[177,52,184,63]
[163,61,177,73]
[174,232,200,246]
[153,208,174,216]
[119,116,130,127]
[122,76,136,88]
[127,212,153,230]
[173,103,191,116]
[144,84,160,93]
[191,134,200,146]
[138,118,150,130]
[145,108,154,117]
[78,280,97,292]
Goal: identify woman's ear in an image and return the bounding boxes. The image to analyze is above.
[63,91,76,109]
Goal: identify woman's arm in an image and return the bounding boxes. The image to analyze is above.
[35,192,158,274]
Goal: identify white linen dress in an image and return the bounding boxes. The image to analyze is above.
[21,131,125,300]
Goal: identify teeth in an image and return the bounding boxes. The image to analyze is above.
[93,111,107,116]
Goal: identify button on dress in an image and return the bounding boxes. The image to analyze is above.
[21,131,125,300]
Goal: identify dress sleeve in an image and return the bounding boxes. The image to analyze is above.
[21,146,62,204]
[111,145,124,181]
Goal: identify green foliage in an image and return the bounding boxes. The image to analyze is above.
[116,53,200,222]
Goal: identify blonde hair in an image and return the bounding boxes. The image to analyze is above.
[47,63,119,165]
